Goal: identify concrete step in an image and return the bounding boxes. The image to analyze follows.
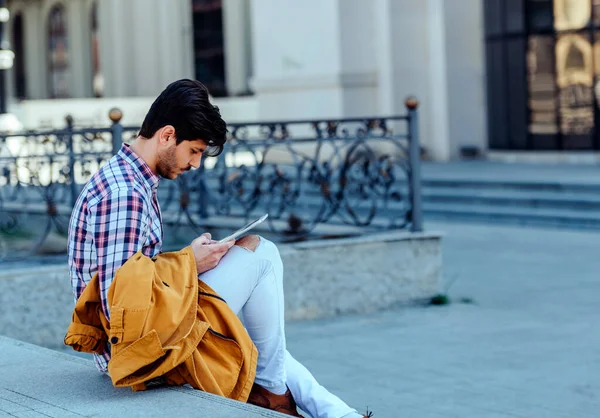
[423,202,600,229]
[0,336,287,418]
[421,187,600,210]
[421,178,600,192]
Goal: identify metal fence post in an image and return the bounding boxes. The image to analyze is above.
[65,114,78,207]
[406,97,423,232]
[109,108,123,155]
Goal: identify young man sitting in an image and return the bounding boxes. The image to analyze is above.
[66,79,372,418]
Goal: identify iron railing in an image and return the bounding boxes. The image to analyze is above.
[0,98,422,261]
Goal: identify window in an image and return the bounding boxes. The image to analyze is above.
[484,0,528,150]
[12,13,26,100]
[554,0,591,30]
[484,0,600,150]
[528,36,559,148]
[192,0,226,97]
[90,3,103,97]
[48,4,69,98]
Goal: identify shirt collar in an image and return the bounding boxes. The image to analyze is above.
[118,144,160,191]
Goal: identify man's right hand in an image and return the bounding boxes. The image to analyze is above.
[191,233,235,274]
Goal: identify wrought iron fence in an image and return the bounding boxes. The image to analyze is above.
[0,98,422,261]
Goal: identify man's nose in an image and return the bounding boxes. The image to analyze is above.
[190,155,202,169]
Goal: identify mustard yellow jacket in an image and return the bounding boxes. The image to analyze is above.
[64,246,258,402]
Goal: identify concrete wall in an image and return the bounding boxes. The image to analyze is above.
[0,231,442,349]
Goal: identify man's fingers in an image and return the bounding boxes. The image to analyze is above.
[193,235,210,245]
[208,241,234,255]
[201,232,212,241]
[214,241,234,251]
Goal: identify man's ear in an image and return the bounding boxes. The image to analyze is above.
[158,125,176,146]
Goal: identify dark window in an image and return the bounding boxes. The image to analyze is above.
[484,0,504,36]
[506,0,526,34]
[507,38,529,149]
[528,0,555,31]
[486,40,508,149]
[12,13,26,100]
[484,0,600,150]
[192,0,226,97]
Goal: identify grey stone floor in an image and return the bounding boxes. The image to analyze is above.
[46,220,600,417]
[284,221,600,417]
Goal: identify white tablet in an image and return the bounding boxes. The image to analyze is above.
[218,214,269,243]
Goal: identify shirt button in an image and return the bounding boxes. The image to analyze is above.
[110,336,119,344]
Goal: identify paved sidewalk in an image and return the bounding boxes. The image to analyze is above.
[284,221,600,418]
[42,220,600,417]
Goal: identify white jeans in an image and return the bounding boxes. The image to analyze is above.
[199,237,359,418]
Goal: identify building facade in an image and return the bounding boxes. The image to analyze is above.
[4,0,489,162]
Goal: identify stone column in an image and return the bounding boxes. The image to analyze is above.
[373,0,486,161]
[222,0,252,96]
[249,0,346,120]
[442,0,487,159]
[98,0,135,97]
[427,0,451,161]
[67,0,90,98]
[154,0,194,89]
[249,0,381,120]
[100,0,192,98]
[129,0,160,96]
[337,0,378,117]
[22,0,45,99]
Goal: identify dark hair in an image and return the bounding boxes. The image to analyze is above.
[138,79,227,157]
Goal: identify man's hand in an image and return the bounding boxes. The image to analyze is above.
[191,232,235,274]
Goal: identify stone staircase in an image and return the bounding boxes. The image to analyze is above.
[420,163,600,230]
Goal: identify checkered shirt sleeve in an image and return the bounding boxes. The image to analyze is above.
[88,188,149,320]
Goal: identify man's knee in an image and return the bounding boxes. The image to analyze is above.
[235,235,261,252]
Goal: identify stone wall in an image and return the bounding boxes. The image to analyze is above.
[0,231,442,349]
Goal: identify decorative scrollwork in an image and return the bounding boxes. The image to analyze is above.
[0,111,421,260]
[183,116,415,238]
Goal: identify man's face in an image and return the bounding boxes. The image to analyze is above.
[156,138,207,180]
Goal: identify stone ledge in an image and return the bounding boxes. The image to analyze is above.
[0,336,287,417]
[0,231,442,348]
[280,230,442,321]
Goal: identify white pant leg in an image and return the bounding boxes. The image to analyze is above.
[200,237,358,418]
[199,237,287,393]
[285,351,357,418]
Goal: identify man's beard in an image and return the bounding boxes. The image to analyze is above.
[156,146,179,179]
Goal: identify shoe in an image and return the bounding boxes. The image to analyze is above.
[247,383,302,417]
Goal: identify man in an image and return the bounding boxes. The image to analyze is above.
[68,79,370,418]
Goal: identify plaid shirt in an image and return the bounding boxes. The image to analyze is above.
[68,144,163,372]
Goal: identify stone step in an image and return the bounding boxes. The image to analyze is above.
[423,202,600,230]
[420,178,600,192]
[0,336,288,417]
[421,187,600,210]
